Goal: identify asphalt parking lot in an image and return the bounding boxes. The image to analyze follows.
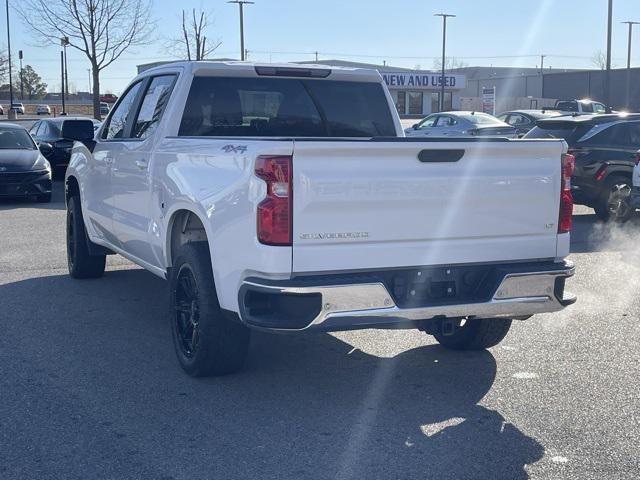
[1,182,639,480]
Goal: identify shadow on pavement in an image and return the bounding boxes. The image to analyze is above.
[0,268,544,479]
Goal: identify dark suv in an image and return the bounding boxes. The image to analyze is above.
[525,114,640,222]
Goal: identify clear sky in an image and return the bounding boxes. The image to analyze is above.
[4,0,640,95]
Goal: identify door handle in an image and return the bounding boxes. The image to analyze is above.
[135,159,148,170]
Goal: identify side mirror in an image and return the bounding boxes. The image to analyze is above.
[412,124,419,129]
[38,141,53,156]
[61,119,95,142]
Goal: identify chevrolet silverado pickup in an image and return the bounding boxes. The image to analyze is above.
[64,61,576,376]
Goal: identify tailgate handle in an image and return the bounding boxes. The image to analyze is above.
[418,149,465,163]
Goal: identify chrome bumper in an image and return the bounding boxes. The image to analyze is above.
[239,262,576,332]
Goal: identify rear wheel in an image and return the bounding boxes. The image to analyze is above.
[595,176,633,223]
[433,318,512,350]
[169,242,250,377]
[66,196,106,278]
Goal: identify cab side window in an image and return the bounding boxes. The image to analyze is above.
[102,81,143,140]
[132,75,177,139]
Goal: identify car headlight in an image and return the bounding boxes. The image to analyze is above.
[33,154,51,172]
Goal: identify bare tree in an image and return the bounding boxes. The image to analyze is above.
[19,0,155,119]
[591,50,607,70]
[433,57,468,71]
[168,8,222,61]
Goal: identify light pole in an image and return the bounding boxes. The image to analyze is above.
[435,13,455,112]
[605,0,613,107]
[622,21,640,109]
[5,0,15,119]
[18,50,23,100]
[228,0,254,61]
[61,36,69,101]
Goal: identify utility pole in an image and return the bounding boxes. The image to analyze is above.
[228,0,254,61]
[18,49,23,100]
[622,21,640,109]
[314,51,318,62]
[434,13,455,112]
[605,0,613,107]
[5,0,15,119]
[60,50,65,115]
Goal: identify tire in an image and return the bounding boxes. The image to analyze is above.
[66,196,106,279]
[595,176,633,223]
[36,192,52,203]
[433,318,512,350]
[169,242,250,377]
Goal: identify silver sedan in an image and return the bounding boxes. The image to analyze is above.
[404,111,518,138]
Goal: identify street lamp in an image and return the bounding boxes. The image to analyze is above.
[434,13,455,112]
[605,0,613,107]
[622,21,640,109]
[5,0,15,119]
[228,0,254,61]
[18,49,23,100]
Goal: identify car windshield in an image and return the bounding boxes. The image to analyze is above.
[457,113,505,125]
[0,128,36,149]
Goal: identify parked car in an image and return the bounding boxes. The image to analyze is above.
[29,116,95,177]
[99,102,110,116]
[496,109,563,137]
[64,61,575,377]
[404,111,518,138]
[100,93,118,104]
[631,151,640,211]
[525,113,640,222]
[10,103,25,115]
[0,123,52,202]
[36,104,51,115]
[546,99,609,114]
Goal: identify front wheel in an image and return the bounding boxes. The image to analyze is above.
[433,318,512,350]
[66,196,106,278]
[169,242,250,377]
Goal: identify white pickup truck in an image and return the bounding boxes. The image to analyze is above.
[64,61,576,376]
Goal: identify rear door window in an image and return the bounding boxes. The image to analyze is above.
[102,81,143,140]
[178,76,396,137]
[132,75,177,139]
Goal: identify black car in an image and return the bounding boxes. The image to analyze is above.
[28,117,96,177]
[524,113,640,222]
[496,110,563,137]
[0,123,52,202]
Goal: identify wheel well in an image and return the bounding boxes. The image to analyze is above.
[168,210,208,267]
[66,176,80,201]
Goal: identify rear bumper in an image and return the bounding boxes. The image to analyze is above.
[238,261,576,332]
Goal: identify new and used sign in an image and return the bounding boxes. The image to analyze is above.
[382,72,466,90]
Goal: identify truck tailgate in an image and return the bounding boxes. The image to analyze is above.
[291,139,564,273]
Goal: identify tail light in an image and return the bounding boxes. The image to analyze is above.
[255,155,292,246]
[558,152,575,234]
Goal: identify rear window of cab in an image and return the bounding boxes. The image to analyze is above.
[178,76,396,138]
